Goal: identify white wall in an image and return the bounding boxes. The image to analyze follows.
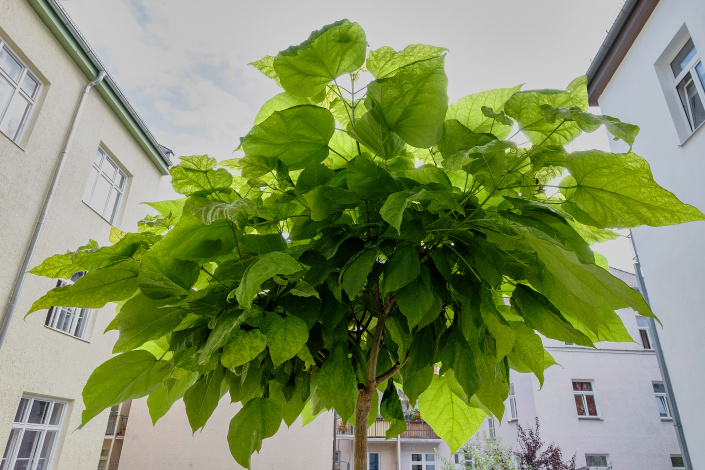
[596,0,705,466]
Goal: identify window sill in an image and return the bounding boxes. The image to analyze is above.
[679,119,705,147]
[507,418,518,423]
[81,201,116,227]
[44,325,91,344]
[0,130,26,152]
[661,417,674,422]
[577,416,603,421]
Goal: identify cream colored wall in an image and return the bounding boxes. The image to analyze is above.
[119,397,334,470]
[0,0,165,469]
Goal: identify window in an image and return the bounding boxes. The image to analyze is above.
[671,455,685,469]
[585,455,609,469]
[487,418,496,439]
[636,317,653,350]
[671,38,705,132]
[83,148,127,224]
[1,396,66,470]
[411,453,436,470]
[368,452,380,470]
[45,271,91,340]
[0,37,41,143]
[453,453,472,469]
[653,382,671,419]
[508,383,518,421]
[573,381,599,418]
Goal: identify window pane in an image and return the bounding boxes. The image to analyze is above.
[412,454,422,461]
[20,75,37,100]
[657,396,669,417]
[72,309,88,338]
[106,188,120,222]
[93,149,104,166]
[27,400,50,424]
[574,395,586,415]
[586,455,608,467]
[55,307,75,333]
[0,48,22,82]
[82,167,99,204]
[412,466,423,470]
[653,383,665,393]
[639,330,652,349]
[118,172,126,190]
[671,39,697,76]
[671,455,685,467]
[49,403,64,426]
[425,454,435,461]
[572,381,592,391]
[686,80,705,128]
[427,466,435,470]
[0,76,13,116]
[89,175,112,216]
[13,430,41,470]
[0,94,29,141]
[585,395,598,416]
[368,453,379,470]
[101,157,117,181]
[14,399,29,423]
[636,317,649,328]
[1,429,21,469]
[34,431,56,470]
[697,62,705,89]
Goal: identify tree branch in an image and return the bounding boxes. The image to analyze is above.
[376,351,411,384]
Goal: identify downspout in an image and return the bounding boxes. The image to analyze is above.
[630,231,692,469]
[0,70,107,352]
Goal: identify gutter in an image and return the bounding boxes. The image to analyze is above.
[0,70,107,352]
[26,0,172,174]
[630,231,692,470]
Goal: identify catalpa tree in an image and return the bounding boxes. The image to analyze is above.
[29,19,704,470]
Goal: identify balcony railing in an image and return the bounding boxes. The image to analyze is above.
[105,414,128,437]
[97,460,120,470]
[336,417,439,439]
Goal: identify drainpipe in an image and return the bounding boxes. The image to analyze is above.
[0,70,107,352]
[630,230,692,470]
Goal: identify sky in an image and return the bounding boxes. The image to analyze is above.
[59,0,636,271]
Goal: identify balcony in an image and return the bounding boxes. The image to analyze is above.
[105,414,128,438]
[337,417,439,440]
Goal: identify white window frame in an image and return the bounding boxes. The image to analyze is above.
[585,454,610,469]
[411,452,436,470]
[572,380,600,419]
[0,36,41,144]
[670,38,705,133]
[671,454,685,469]
[487,418,496,439]
[453,452,472,469]
[368,452,380,470]
[636,316,653,350]
[1,395,66,470]
[653,382,672,419]
[508,383,518,421]
[83,148,127,224]
[45,272,92,340]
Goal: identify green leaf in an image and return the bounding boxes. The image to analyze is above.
[346,156,400,200]
[341,248,379,300]
[366,44,447,79]
[261,314,309,367]
[290,281,320,299]
[81,350,172,426]
[191,198,274,228]
[303,186,359,221]
[235,252,301,308]
[511,284,594,347]
[250,55,281,86]
[295,162,335,195]
[73,233,143,270]
[170,165,233,197]
[138,256,199,300]
[184,365,228,432]
[29,252,79,279]
[380,381,407,439]
[564,150,705,228]
[381,246,420,294]
[540,105,639,147]
[274,20,367,97]
[241,105,335,170]
[114,295,186,353]
[508,321,547,385]
[221,329,267,369]
[366,56,448,148]
[28,259,139,314]
[349,111,406,160]
[437,120,496,171]
[327,130,358,167]
[418,375,486,453]
[254,92,309,125]
[402,365,433,406]
[313,346,357,423]
[147,371,199,425]
[447,85,522,139]
[396,265,434,328]
[227,398,282,469]
[148,213,235,261]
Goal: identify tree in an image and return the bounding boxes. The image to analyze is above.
[28,19,703,470]
[516,419,590,470]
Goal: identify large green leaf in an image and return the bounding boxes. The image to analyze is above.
[349,110,406,160]
[418,375,486,453]
[381,246,420,293]
[170,165,233,197]
[303,186,359,221]
[114,295,186,353]
[148,214,235,261]
[346,156,399,200]
[563,150,705,228]
[221,329,267,368]
[260,314,309,367]
[437,120,496,171]
[147,371,199,425]
[138,256,199,300]
[28,259,139,314]
[366,56,448,148]
[184,365,228,432]
[508,322,547,385]
[379,381,407,438]
[341,248,379,299]
[396,265,434,328]
[228,398,282,469]
[366,44,447,79]
[313,346,357,423]
[241,105,335,170]
[235,252,301,308]
[81,350,172,426]
[190,197,274,228]
[274,20,367,97]
[540,105,639,147]
[447,85,522,139]
[254,92,309,125]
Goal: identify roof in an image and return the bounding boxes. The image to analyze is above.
[609,267,640,291]
[586,0,660,106]
[26,0,172,174]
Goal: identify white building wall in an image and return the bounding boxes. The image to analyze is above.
[595,0,705,466]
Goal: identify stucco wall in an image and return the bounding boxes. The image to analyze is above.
[119,397,334,470]
[596,0,705,466]
[0,0,165,469]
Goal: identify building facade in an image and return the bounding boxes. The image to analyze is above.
[0,1,170,469]
[586,1,705,468]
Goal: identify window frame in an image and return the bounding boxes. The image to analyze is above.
[671,454,685,469]
[1,395,66,470]
[0,37,41,144]
[44,272,92,340]
[653,382,672,419]
[83,147,127,224]
[585,454,610,469]
[636,316,654,350]
[670,38,705,134]
[487,417,496,439]
[411,452,436,470]
[367,452,380,470]
[508,383,518,421]
[572,380,600,419]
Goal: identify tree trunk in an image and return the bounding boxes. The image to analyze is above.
[353,387,373,470]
